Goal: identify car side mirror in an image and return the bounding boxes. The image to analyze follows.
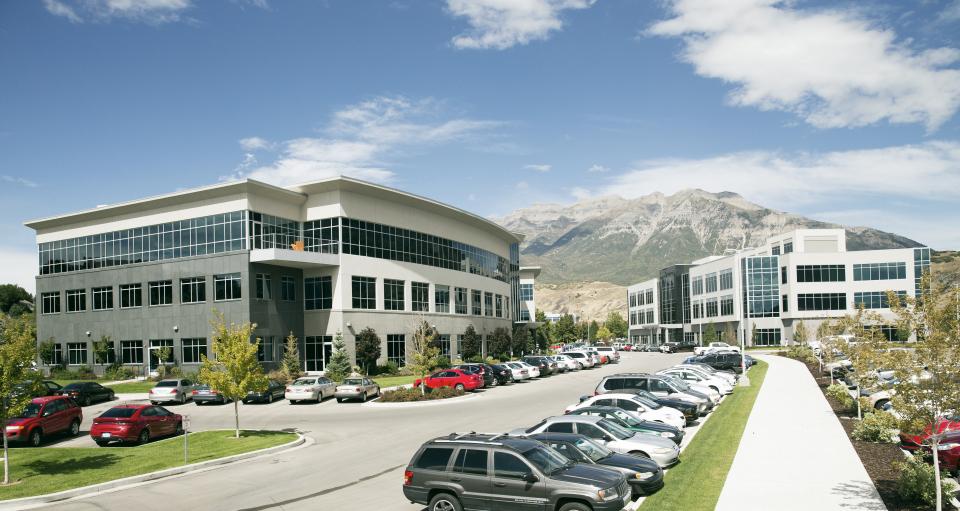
[523,473,539,483]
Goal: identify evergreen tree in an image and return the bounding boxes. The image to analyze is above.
[281,332,301,381]
[512,325,532,357]
[461,325,481,360]
[554,314,577,343]
[605,311,628,339]
[488,327,512,360]
[704,323,717,343]
[588,320,600,342]
[324,331,352,382]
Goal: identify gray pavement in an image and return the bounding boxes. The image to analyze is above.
[35,352,690,511]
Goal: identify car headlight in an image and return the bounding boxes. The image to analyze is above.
[598,487,619,501]
[654,447,674,454]
[938,443,960,451]
[660,432,675,438]
[5,425,23,431]
[635,471,655,480]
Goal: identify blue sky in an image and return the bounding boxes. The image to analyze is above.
[2,0,960,292]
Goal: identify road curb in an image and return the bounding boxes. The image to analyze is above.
[0,431,308,511]
[361,391,482,408]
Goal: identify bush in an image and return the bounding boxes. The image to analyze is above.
[50,366,97,380]
[377,386,465,403]
[896,454,955,507]
[852,412,898,443]
[826,383,855,411]
[435,356,451,369]
[266,369,291,383]
[785,344,817,365]
[465,355,486,364]
[374,361,399,376]
[104,363,136,381]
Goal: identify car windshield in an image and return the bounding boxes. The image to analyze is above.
[292,379,316,386]
[521,445,570,475]
[342,379,363,385]
[611,409,642,426]
[598,419,633,440]
[63,383,83,390]
[632,392,662,409]
[573,437,613,461]
[156,381,178,387]
[101,408,138,418]
[661,378,686,391]
[16,403,41,418]
[195,384,211,390]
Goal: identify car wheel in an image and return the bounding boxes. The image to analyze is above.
[558,503,591,511]
[83,396,91,407]
[361,392,367,402]
[874,399,889,410]
[195,401,203,406]
[428,493,463,511]
[630,450,650,459]
[267,393,274,404]
[374,386,380,396]
[289,400,296,405]
[69,419,80,437]
[138,428,150,445]
[336,398,343,403]
[180,394,186,404]
[454,383,465,392]
[95,440,109,447]
[28,429,42,447]
[174,422,183,436]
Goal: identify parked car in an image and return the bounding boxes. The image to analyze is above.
[529,432,664,496]
[694,342,741,356]
[243,379,286,404]
[13,380,63,398]
[456,364,498,388]
[561,350,595,369]
[690,352,747,374]
[587,350,604,365]
[632,389,702,424]
[522,356,557,376]
[565,406,684,445]
[638,345,660,353]
[552,354,580,371]
[676,363,737,385]
[593,346,620,363]
[519,415,680,468]
[568,393,686,430]
[516,360,542,378]
[594,374,712,412]
[285,376,337,404]
[91,404,182,446]
[402,433,632,511]
[60,381,115,407]
[413,369,482,392]
[488,364,516,385]
[503,362,531,381]
[900,416,960,455]
[545,356,569,373]
[659,367,733,395]
[4,396,82,447]
[659,342,680,354]
[192,384,230,405]
[334,377,381,403]
[657,374,721,406]
[149,379,196,405]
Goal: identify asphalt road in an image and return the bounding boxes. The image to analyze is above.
[37,352,690,511]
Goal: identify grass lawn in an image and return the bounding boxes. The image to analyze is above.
[638,360,769,511]
[0,430,297,501]
[372,375,417,388]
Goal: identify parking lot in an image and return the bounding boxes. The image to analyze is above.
[32,351,691,511]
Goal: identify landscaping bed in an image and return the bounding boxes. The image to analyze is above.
[376,386,465,403]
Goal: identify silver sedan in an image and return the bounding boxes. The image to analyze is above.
[334,377,381,403]
[285,376,337,404]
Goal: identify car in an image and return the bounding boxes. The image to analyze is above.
[659,367,733,395]
[690,352,747,374]
[565,406,684,445]
[515,360,542,378]
[529,432,664,496]
[402,433,632,511]
[544,356,569,373]
[4,396,82,447]
[552,354,580,371]
[456,364,498,388]
[930,430,960,476]
[631,389,702,424]
[586,350,604,365]
[285,376,337,403]
[561,350,594,369]
[243,379,286,404]
[149,379,196,405]
[694,342,741,356]
[91,404,182,446]
[640,345,660,353]
[521,356,556,376]
[335,377,381,403]
[900,416,960,455]
[675,363,738,385]
[568,393,686,430]
[13,380,63,398]
[520,415,680,468]
[594,374,712,412]
[659,342,680,354]
[413,368,482,392]
[657,374,721,406]
[192,384,230,405]
[592,346,620,363]
[502,362,532,381]
[488,364,516,385]
[59,381,115,407]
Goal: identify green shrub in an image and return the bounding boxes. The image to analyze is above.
[826,383,855,410]
[377,386,465,403]
[785,344,817,365]
[465,355,486,364]
[374,362,399,376]
[896,454,954,507]
[852,412,898,443]
[104,363,136,381]
[435,356,451,369]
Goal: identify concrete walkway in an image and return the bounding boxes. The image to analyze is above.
[716,355,886,511]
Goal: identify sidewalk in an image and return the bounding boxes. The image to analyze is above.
[716,355,886,511]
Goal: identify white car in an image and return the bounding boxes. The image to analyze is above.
[693,342,741,356]
[516,360,541,378]
[566,393,686,430]
[503,362,532,380]
[677,363,737,385]
[658,367,733,395]
[284,376,336,403]
[659,374,721,405]
[592,346,620,363]
[561,351,594,368]
[552,354,580,371]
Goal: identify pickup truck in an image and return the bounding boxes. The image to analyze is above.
[694,342,741,356]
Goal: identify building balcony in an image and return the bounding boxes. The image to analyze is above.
[249,248,339,269]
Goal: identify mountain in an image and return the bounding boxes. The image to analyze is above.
[496,189,922,288]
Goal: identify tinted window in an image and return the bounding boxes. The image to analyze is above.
[415,447,454,471]
[650,380,673,392]
[594,398,615,407]
[101,407,138,418]
[603,379,623,391]
[454,449,488,476]
[618,400,639,411]
[549,442,588,463]
[140,407,155,417]
[156,381,178,387]
[576,423,607,440]
[546,422,574,433]
[494,452,531,479]
[63,383,83,391]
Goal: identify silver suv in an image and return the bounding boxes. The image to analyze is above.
[403,433,631,511]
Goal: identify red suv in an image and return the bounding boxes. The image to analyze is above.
[5,396,82,447]
[91,405,183,446]
[413,369,482,392]
[899,416,960,454]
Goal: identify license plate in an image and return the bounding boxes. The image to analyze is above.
[102,433,112,438]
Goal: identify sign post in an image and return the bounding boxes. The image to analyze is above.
[183,415,190,465]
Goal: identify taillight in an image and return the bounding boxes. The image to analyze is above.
[403,470,413,486]
[192,390,198,395]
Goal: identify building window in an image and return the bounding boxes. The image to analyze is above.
[742,256,780,318]
[782,295,789,313]
[257,336,275,362]
[868,325,908,342]
[304,335,332,372]
[484,292,493,317]
[120,340,143,364]
[852,262,907,281]
[149,280,173,306]
[495,295,503,318]
[50,344,63,366]
[796,264,845,283]
[304,276,332,310]
[412,282,429,312]
[646,310,654,324]
[352,276,376,309]
[120,284,142,308]
[719,270,733,290]
[180,277,206,304]
[435,285,450,313]
[67,342,88,365]
[471,289,482,315]
[280,276,296,301]
[437,334,451,357]
[783,242,793,254]
[92,286,113,311]
[645,289,653,303]
[772,245,781,256]
[66,289,86,312]
[797,293,847,311]
[691,277,703,296]
[302,218,340,254]
[384,279,405,311]
[753,328,782,346]
[781,266,787,285]
[915,248,931,297]
[41,291,60,315]
[691,301,701,320]
[720,295,734,316]
[181,338,207,364]
[705,299,718,317]
[519,309,530,322]
[387,334,406,366]
[249,212,299,250]
[520,284,534,302]
[854,291,907,309]
[214,273,242,301]
[454,287,467,314]
[705,273,718,293]
[149,339,175,366]
[255,273,272,300]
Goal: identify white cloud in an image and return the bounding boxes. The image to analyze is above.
[942,0,960,24]
[587,164,608,173]
[516,181,530,190]
[42,0,193,24]
[649,0,960,130]
[234,96,501,187]
[1,175,38,188]
[524,164,552,172]
[0,247,36,295]
[570,186,592,200]
[446,0,596,50]
[42,0,82,23]
[238,136,273,152]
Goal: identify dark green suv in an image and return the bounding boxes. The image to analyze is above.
[402,433,631,511]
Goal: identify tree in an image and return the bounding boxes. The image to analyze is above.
[38,337,57,366]
[595,326,614,342]
[575,321,588,341]
[155,345,173,379]
[460,325,481,360]
[324,331,352,382]
[554,314,577,344]
[0,314,42,484]
[723,323,737,344]
[512,325,532,356]
[198,315,268,439]
[281,332,301,382]
[487,327,512,360]
[410,319,440,395]
[354,327,381,374]
[93,335,113,366]
[0,285,31,315]
[704,323,717,343]
[793,321,810,346]
[587,321,599,342]
[605,311,628,339]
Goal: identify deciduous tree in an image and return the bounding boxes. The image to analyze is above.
[410,319,440,395]
[354,327,381,374]
[605,311,628,339]
[554,314,577,344]
[595,326,613,342]
[0,314,42,484]
[0,285,31,315]
[793,321,810,346]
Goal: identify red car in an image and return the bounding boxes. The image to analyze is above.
[931,430,960,475]
[899,416,960,453]
[413,369,482,392]
[5,396,82,447]
[90,404,183,446]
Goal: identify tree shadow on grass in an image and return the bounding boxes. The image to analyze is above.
[23,453,121,475]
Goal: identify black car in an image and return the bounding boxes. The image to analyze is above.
[456,364,498,388]
[529,432,664,496]
[488,364,515,385]
[632,390,700,423]
[521,356,556,376]
[566,405,684,445]
[13,380,62,398]
[59,382,115,406]
[243,380,286,404]
[692,352,745,374]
